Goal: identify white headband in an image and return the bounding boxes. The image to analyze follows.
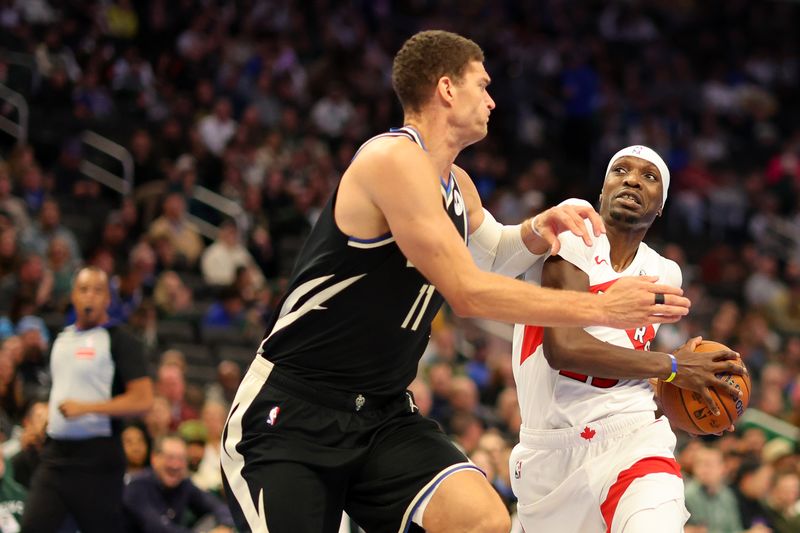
[604,145,670,207]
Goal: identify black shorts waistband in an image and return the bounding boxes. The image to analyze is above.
[255,357,416,414]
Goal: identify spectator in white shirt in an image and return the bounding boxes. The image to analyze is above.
[200,219,264,288]
[198,98,236,157]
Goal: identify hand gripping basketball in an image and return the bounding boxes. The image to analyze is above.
[656,338,750,435]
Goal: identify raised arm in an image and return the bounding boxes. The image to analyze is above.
[347,138,688,328]
[541,256,744,412]
[456,165,606,275]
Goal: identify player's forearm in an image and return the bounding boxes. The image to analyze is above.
[467,209,547,276]
[544,329,674,380]
[453,271,605,327]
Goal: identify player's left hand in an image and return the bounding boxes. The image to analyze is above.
[58,400,89,419]
[531,204,605,255]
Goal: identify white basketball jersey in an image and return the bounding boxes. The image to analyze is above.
[512,199,682,430]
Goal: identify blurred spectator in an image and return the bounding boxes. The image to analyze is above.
[685,446,748,533]
[0,165,29,229]
[103,0,139,41]
[148,193,204,268]
[204,360,241,410]
[733,457,776,530]
[766,277,800,336]
[20,198,81,262]
[144,395,172,444]
[45,236,77,311]
[158,349,187,375]
[764,471,800,533]
[198,98,237,157]
[177,419,206,474]
[745,254,786,309]
[202,286,245,329]
[0,445,26,531]
[310,85,354,139]
[122,422,151,483]
[406,378,432,417]
[427,361,453,423]
[156,363,198,430]
[95,211,132,268]
[34,28,79,81]
[15,315,50,403]
[9,400,47,489]
[152,271,194,319]
[0,229,21,282]
[449,412,484,456]
[0,254,53,315]
[192,400,226,493]
[200,219,265,288]
[73,68,114,119]
[123,435,234,533]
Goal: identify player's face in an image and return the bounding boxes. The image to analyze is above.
[599,156,663,229]
[450,61,495,145]
[71,269,111,328]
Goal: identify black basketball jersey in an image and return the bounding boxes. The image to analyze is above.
[257,126,468,397]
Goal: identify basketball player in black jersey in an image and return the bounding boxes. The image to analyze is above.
[221,31,691,533]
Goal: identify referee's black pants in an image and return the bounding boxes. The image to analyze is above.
[20,436,126,533]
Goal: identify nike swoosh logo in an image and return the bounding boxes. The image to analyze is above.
[594,256,608,266]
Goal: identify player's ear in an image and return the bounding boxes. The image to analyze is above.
[437,76,455,102]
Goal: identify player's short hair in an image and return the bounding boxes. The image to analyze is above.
[392,30,484,113]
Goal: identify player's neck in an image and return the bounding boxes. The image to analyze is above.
[402,114,460,177]
[605,226,647,272]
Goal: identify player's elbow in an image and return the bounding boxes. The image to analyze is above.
[542,332,574,369]
[446,290,480,318]
[439,273,485,318]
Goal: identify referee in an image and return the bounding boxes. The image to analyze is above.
[20,266,154,532]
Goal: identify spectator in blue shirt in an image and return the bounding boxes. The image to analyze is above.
[123,434,233,533]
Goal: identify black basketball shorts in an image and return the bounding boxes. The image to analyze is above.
[221,356,479,533]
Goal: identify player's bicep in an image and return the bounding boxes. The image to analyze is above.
[541,256,590,292]
[358,143,478,294]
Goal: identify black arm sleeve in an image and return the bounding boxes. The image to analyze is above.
[108,325,149,386]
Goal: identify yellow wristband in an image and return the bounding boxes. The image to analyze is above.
[664,353,678,383]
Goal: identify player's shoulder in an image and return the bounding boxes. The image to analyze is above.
[353,134,426,166]
[641,243,682,286]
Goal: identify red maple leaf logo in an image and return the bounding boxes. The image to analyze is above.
[580,426,596,440]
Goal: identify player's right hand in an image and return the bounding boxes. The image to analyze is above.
[670,336,746,415]
[600,276,690,329]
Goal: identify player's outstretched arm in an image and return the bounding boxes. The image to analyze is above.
[457,165,605,261]
[351,140,689,329]
[541,257,743,412]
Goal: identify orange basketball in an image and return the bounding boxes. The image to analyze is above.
[656,341,751,435]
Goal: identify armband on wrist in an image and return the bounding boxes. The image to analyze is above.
[664,353,678,383]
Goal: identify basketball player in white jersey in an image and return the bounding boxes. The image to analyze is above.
[509,146,746,533]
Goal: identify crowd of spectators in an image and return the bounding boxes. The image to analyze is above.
[0,0,796,531]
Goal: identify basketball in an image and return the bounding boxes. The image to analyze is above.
[656,341,751,435]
